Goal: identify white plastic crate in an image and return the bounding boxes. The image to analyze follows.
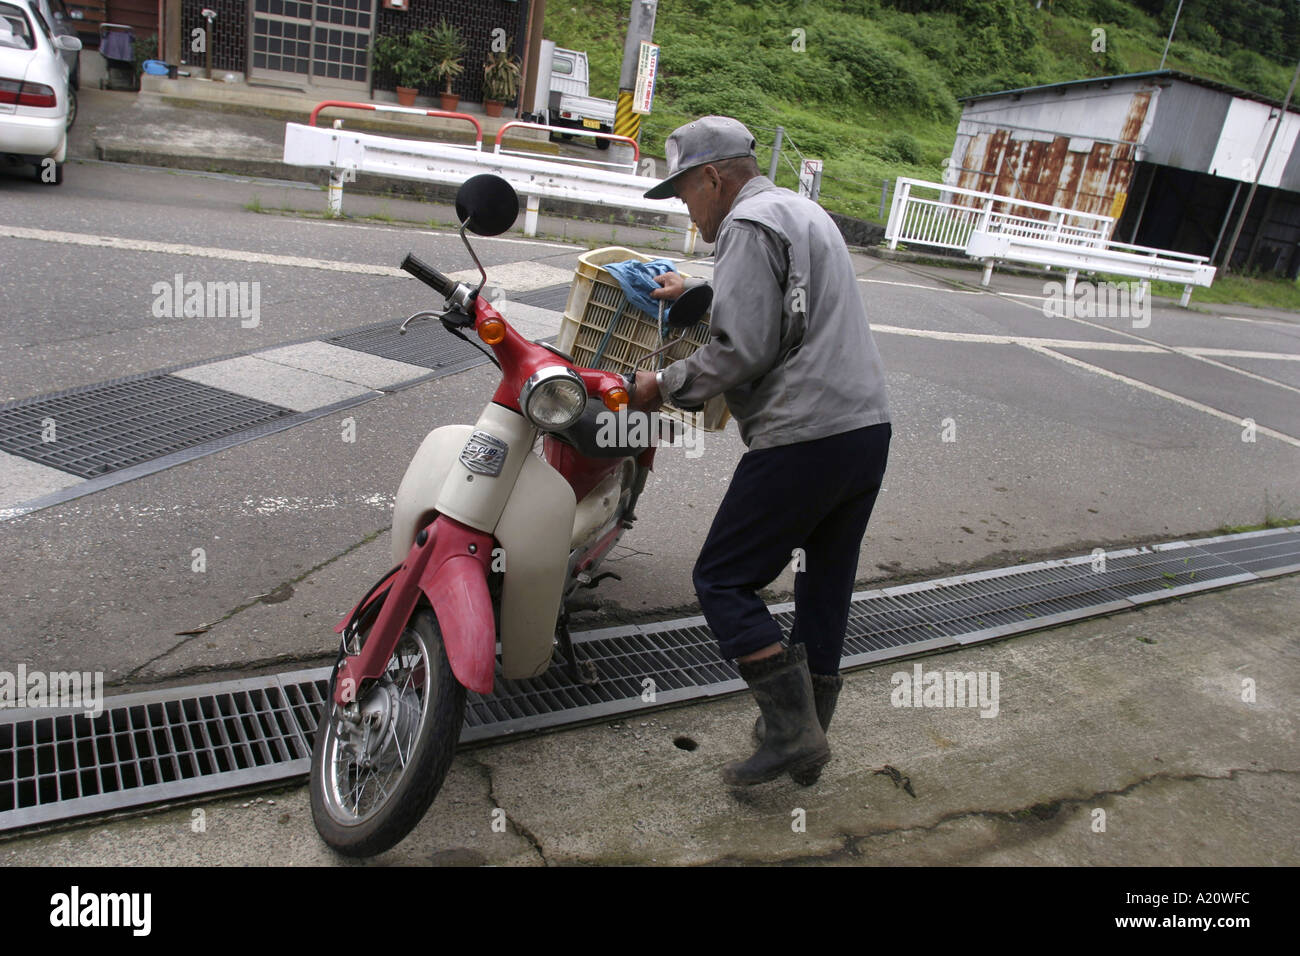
[556,247,730,432]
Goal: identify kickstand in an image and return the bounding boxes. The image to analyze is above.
[556,610,599,685]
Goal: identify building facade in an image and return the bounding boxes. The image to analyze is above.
[170,0,536,103]
[948,71,1300,277]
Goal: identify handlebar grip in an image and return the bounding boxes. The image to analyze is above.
[400,253,457,298]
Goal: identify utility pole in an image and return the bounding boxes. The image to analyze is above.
[613,0,657,167]
[1159,0,1185,70]
[1220,55,1300,274]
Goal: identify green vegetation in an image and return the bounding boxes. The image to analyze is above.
[1151,274,1300,311]
[546,0,1298,223]
[1093,269,1300,309]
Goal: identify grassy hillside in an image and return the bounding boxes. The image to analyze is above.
[545,0,1298,222]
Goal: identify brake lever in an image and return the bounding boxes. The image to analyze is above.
[399,305,474,335]
[398,309,444,335]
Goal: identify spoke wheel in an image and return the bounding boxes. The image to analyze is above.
[310,607,465,857]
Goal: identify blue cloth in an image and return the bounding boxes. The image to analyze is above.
[100,30,132,62]
[603,258,679,329]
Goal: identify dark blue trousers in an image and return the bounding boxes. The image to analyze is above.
[693,422,891,674]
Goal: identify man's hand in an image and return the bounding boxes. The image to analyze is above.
[650,271,685,301]
[631,370,663,411]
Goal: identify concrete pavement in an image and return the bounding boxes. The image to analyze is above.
[2,573,1295,866]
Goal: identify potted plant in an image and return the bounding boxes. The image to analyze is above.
[482,48,521,117]
[428,19,465,111]
[373,32,432,106]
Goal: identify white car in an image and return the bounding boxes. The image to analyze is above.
[0,0,80,184]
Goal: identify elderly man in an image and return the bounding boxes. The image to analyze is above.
[633,116,892,787]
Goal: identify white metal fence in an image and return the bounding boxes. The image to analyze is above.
[885,177,1215,306]
[885,178,1114,252]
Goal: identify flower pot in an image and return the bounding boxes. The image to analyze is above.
[395,86,418,107]
[439,92,460,112]
[484,99,503,118]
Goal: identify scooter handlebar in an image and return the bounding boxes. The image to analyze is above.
[400,253,457,299]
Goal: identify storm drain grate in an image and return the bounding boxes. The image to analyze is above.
[326,283,572,371]
[2,527,1296,830]
[512,283,572,313]
[0,673,328,829]
[0,376,293,479]
[327,320,492,373]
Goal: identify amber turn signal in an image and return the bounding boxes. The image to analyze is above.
[478,318,506,345]
[603,387,629,411]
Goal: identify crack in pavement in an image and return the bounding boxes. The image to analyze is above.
[466,755,548,867]
[707,766,1299,866]
[124,526,389,681]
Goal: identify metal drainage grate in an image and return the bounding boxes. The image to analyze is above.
[0,672,328,829]
[512,283,572,313]
[326,284,571,371]
[328,320,492,373]
[0,376,293,479]
[1,527,1296,830]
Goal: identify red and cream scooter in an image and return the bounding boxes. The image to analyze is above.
[309,175,711,856]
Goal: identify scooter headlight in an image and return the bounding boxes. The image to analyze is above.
[519,366,587,430]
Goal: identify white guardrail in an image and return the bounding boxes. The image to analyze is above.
[885,177,1215,307]
[282,107,698,253]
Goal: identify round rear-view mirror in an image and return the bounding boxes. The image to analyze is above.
[666,283,713,328]
[455,174,519,237]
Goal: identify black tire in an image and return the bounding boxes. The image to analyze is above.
[310,607,466,857]
[65,88,76,131]
[70,60,79,91]
[596,136,610,151]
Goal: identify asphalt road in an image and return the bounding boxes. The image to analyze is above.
[0,94,1297,871]
[1,152,1299,690]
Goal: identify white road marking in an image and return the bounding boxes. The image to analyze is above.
[447,261,574,290]
[1023,345,1300,447]
[174,355,376,412]
[1218,313,1300,328]
[0,225,575,291]
[1168,349,1300,397]
[0,452,83,515]
[870,324,1165,352]
[1,224,407,276]
[255,342,428,390]
[1180,347,1300,361]
[927,271,1300,400]
[298,218,581,250]
[860,277,983,295]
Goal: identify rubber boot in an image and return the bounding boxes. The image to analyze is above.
[754,672,844,786]
[722,644,830,787]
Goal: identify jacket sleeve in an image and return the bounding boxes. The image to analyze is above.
[658,220,788,407]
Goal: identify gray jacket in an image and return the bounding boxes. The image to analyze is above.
[658,176,891,449]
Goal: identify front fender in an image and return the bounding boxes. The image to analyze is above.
[418,519,497,695]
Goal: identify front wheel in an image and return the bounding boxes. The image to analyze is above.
[310,607,466,857]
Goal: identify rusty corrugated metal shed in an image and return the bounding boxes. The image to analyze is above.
[947,71,1300,227]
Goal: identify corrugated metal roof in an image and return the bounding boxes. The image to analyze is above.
[960,70,1300,115]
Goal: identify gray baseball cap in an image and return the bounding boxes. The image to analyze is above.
[643,116,758,199]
